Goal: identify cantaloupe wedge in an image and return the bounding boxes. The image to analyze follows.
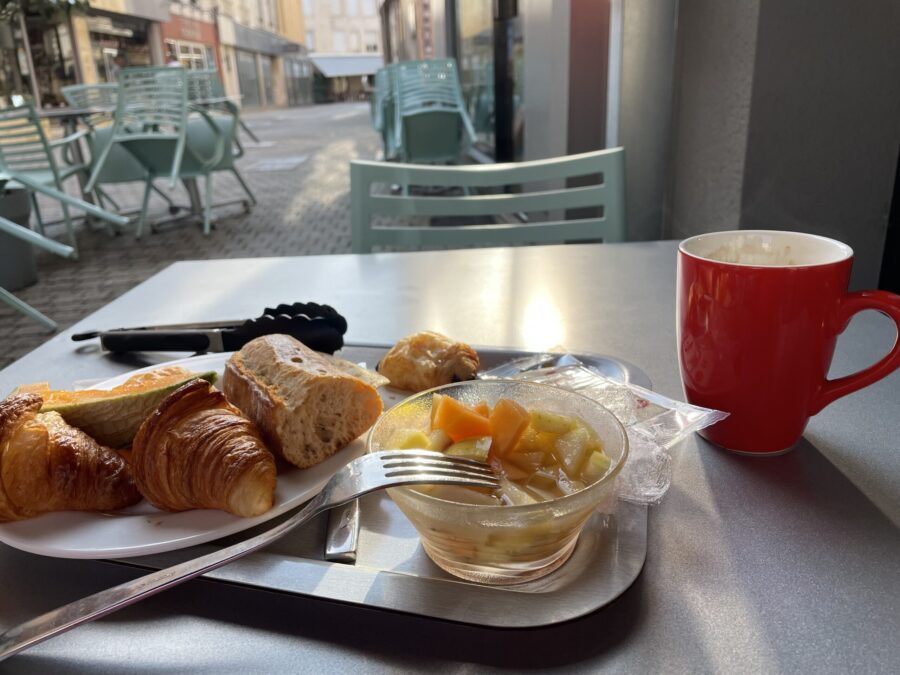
[16,367,217,448]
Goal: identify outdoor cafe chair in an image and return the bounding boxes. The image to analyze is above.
[61,83,179,225]
[187,69,260,150]
[350,147,626,253]
[393,59,476,165]
[0,103,91,254]
[372,65,399,160]
[85,67,250,238]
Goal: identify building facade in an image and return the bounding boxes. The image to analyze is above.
[0,0,311,110]
[216,0,312,108]
[303,0,383,102]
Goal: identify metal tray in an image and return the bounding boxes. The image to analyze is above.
[108,345,652,629]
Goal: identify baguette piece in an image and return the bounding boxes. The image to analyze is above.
[223,335,383,469]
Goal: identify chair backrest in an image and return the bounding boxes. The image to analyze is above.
[85,67,190,187]
[187,69,218,102]
[391,59,475,163]
[350,147,626,253]
[0,103,60,181]
[116,66,188,136]
[60,84,118,129]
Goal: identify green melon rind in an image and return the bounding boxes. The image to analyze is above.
[42,371,218,448]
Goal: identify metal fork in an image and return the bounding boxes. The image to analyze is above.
[0,450,497,662]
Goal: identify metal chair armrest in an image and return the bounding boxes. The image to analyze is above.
[48,129,89,147]
[186,107,227,169]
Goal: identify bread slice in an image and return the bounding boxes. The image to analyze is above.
[223,335,383,469]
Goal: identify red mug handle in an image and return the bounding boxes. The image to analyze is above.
[811,290,900,415]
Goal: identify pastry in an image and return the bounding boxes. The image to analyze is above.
[223,334,383,469]
[377,331,480,392]
[0,393,141,522]
[132,379,277,518]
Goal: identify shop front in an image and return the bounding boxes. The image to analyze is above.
[0,10,79,107]
[160,11,220,72]
[217,14,307,109]
[81,0,167,83]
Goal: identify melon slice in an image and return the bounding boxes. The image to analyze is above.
[18,366,217,448]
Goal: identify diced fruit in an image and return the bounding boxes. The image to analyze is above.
[432,395,492,442]
[506,451,545,472]
[445,436,492,462]
[582,450,611,484]
[428,429,452,452]
[514,427,557,455]
[489,398,531,457]
[528,469,559,491]
[556,472,586,495]
[387,429,431,450]
[430,393,445,426]
[498,459,531,481]
[554,427,592,477]
[474,400,491,418]
[530,410,577,434]
[498,477,538,506]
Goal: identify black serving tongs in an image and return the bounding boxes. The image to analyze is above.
[71,302,347,354]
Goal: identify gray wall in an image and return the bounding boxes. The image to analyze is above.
[668,0,900,289]
[740,0,900,289]
[618,0,679,241]
[521,0,571,162]
[667,0,761,240]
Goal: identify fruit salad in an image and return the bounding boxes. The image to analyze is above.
[387,393,613,506]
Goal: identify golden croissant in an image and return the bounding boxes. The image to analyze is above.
[0,393,141,522]
[132,379,277,517]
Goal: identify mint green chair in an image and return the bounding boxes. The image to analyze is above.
[0,103,91,254]
[394,59,475,165]
[86,67,246,238]
[350,148,626,253]
[61,83,179,223]
[372,66,399,160]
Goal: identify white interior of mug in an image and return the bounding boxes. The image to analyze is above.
[679,230,853,267]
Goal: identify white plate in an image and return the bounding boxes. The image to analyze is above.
[0,353,408,559]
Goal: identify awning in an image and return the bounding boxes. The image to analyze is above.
[309,54,384,78]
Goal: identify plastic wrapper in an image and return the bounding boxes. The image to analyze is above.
[481,354,727,504]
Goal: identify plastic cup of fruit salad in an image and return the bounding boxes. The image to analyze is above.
[366,380,628,585]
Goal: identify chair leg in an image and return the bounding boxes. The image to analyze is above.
[96,187,121,212]
[151,183,176,208]
[93,189,118,237]
[231,168,257,207]
[29,193,45,236]
[0,287,57,332]
[135,180,153,240]
[58,200,79,258]
[203,175,213,236]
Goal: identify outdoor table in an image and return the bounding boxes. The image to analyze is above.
[0,242,897,672]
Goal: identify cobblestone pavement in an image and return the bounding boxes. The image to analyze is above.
[1,102,380,370]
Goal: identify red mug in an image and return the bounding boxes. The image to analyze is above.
[677,230,900,454]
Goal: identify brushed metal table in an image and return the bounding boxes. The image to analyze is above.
[0,242,897,673]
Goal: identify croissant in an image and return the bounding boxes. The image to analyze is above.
[377,331,480,392]
[132,379,277,517]
[0,393,141,522]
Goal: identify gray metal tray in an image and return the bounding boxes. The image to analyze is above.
[108,345,652,629]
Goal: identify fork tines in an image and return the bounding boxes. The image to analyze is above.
[379,450,499,489]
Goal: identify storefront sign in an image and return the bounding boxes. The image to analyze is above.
[88,0,169,23]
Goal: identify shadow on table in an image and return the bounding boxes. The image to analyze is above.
[696,436,900,671]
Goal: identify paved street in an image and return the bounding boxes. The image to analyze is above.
[1,102,380,371]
